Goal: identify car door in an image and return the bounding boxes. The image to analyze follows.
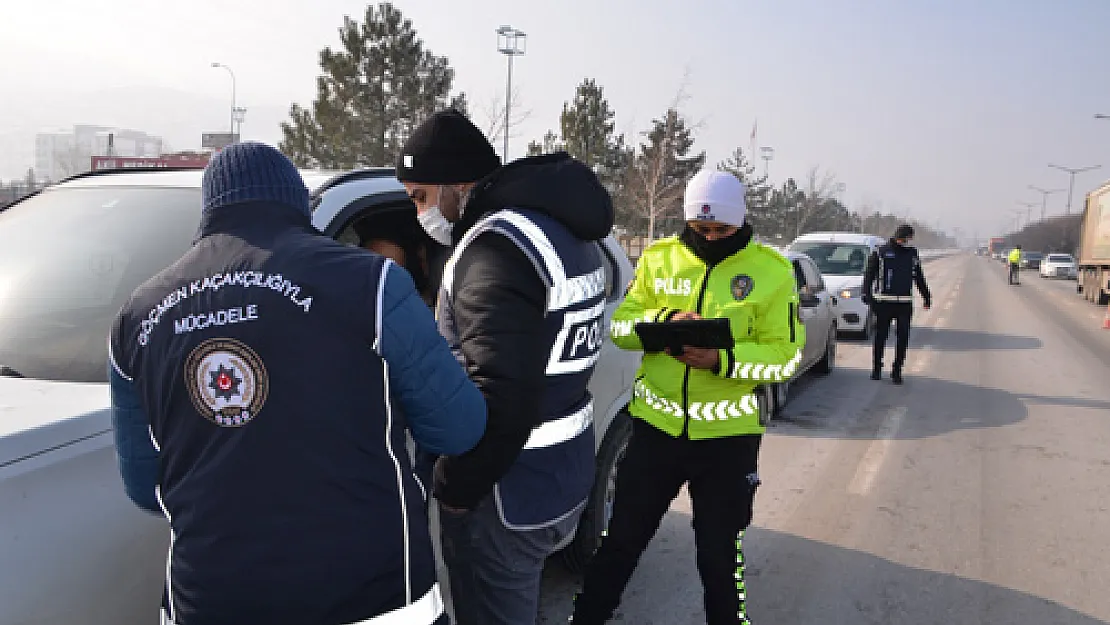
[791,259,818,367]
[794,257,833,367]
[801,257,835,345]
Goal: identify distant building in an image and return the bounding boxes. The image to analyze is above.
[35,125,163,182]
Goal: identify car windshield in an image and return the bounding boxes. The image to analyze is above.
[1047,254,1073,263]
[787,242,871,276]
[0,186,201,383]
[1025,252,1044,260]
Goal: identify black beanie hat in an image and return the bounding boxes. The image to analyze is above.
[396,109,501,184]
[893,224,914,240]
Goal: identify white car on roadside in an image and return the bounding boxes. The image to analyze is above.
[1039,253,1078,280]
[0,167,640,625]
[787,232,884,338]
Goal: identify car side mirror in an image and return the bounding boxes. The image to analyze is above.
[799,293,821,308]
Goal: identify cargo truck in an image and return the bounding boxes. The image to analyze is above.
[988,236,1006,259]
[1077,180,1110,305]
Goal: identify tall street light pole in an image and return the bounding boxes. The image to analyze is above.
[1028,185,1063,222]
[1048,163,1100,216]
[759,146,774,179]
[1017,201,1037,229]
[496,26,526,163]
[211,62,237,141]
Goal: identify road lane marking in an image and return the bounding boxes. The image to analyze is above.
[847,406,907,496]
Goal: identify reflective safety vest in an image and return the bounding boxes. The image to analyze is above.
[439,207,603,527]
[610,237,805,439]
[1008,248,1022,264]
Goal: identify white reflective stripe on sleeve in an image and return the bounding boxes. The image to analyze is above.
[611,319,635,337]
[730,350,802,382]
[160,584,444,625]
[524,401,593,450]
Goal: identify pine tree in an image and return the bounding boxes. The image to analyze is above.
[559,78,618,169]
[280,2,465,169]
[717,147,772,233]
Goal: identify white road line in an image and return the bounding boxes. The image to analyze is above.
[847,406,907,496]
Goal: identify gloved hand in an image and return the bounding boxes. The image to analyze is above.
[923,299,932,310]
[433,456,470,516]
[861,293,874,306]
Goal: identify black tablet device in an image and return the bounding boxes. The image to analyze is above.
[634,318,734,356]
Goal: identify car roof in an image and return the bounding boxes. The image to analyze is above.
[789,231,884,245]
[43,167,399,196]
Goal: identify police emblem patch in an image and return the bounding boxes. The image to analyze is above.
[185,338,269,427]
[731,275,754,301]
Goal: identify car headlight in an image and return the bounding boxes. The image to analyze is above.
[840,287,862,299]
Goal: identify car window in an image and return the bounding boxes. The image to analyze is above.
[0,186,202,383]
[1047,254,1073,263]
[788,242,871,276]
[802,259,825,292]
[792,259,807,291]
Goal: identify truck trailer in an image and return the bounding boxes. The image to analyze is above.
[1077,180,1110,305]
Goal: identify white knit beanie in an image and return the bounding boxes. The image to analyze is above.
[683,170,747,227]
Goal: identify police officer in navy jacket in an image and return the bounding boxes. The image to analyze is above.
[108,142,485,625]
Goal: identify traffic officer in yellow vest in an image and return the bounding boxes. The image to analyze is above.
[569,170,805,625]
[1007,245,1022,285]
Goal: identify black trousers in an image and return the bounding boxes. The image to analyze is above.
[571,419,761,625]
[872,302,913,371]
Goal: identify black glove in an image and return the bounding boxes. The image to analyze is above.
[861,293,874,306]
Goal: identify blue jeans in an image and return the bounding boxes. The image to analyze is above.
[439,495,581,625]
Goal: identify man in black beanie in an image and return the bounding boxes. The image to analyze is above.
[397,109,615,624]
[862,223,932,384]
[108,141,486,625]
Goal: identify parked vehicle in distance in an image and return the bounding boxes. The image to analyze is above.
[0,166,641,624]
[786,232,884,339]
[1021,251,1044,270]
[1040,253,1078,280]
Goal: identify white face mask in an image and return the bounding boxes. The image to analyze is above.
[418,185,454,247]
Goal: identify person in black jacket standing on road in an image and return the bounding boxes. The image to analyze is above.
[862,224,932,384]
[396,110,615,625]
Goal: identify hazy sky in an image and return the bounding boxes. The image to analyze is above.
[3,0,1109,239]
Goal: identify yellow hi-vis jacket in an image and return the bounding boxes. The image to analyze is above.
[610,237,805,439]
[1008,248,1022,264]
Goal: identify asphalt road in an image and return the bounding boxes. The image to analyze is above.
[537,253,1110,624]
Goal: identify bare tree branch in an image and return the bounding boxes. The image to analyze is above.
[482,87,533,147]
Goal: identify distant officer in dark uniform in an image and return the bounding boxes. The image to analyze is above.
[862,224,932,384]
[108,142,486,625]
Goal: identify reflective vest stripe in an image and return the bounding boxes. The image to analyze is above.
[524,401,593,450]
[160,584,445,625]
[634,379,760,420]
[873,294,913,303]
[444,210,602,312]
[728,349,802,381]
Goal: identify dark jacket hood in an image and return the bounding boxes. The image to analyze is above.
[454,152,615,242]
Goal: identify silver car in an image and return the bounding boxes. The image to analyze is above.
[0,167,640,624]
[765,249,838,417]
